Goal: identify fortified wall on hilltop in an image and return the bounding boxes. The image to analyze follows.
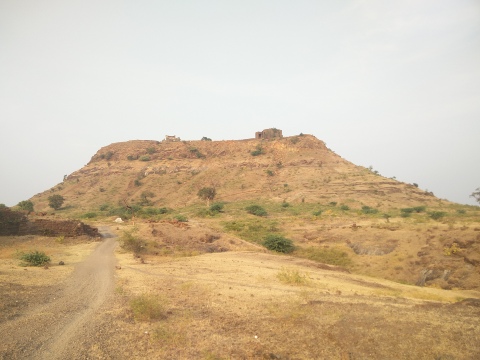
[255,128,283,140]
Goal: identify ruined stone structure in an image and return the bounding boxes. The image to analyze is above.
[0,208,99,237]
[164,135,181,142]
[255,128,283,140]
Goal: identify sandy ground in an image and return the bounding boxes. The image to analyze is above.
[1,227,480,359]
[0,228,117,360]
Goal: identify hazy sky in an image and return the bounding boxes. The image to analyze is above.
[1,0,479,207]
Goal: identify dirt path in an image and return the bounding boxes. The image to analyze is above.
[0,228,117,360]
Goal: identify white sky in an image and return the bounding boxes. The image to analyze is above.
[1,0,479,207]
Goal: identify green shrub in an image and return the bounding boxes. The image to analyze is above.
[82,212,97,219]
[456,209,466,215]
[197,187,216,203]
[201,136,212,141]
[263,234,294,253]
[281,202,290,208]
[99,204,109,211]
[146,147,156,154]
[313,210,322,216]
[17,200,34,212]
[413,206,426,213]
[251,145,264,156]
[139,155,150,161]
[246,205,267,217]
[175,215,188,222]
[361,206,378,214]
[130,294,166,321]
[429,211,446,220]
[134,179,142,187]
[20,250,50,267]
[48,194,64,210]
[209,202,224,213]
[340,205,350,211]
[121,231,147,256]
[329,202,337,207]
[400,208,413,217]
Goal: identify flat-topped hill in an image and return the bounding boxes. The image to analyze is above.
[32,135,436,211]
[24,134,480,291]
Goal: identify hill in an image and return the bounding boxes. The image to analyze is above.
[26,134,480,290]
[34,134,437,209]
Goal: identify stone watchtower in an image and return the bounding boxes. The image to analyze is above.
[255,128,283,140]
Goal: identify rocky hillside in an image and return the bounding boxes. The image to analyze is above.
[25,134,480,291]
[31,135,436,211]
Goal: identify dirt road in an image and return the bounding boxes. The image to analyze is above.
[0,228,117,360]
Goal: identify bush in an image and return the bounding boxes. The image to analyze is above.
[263,234,294,253]
[201,136,212,141]
[246,204,267,217]
[251,145,264,156]
[429,211,446,220]
[82,212,97,219]
[313,210,322,216]
[413,206,426,213]
[400,208,414,217]
[17,200,34,212]
[99,204,109,211]
[139,155,150,161]
[48,194,64,210]
[175,215,188,222]
[209,202,224,213]
[146,147,156,154]
[121,231,147,256]
[281,202,290,208]
[361,206,378,214]
[340,205,350,211]
[20,250,50,267]
[130,294,166,321]
[197,187,216,203]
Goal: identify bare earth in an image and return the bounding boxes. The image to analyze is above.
[1,225,480,359]
[0,227,117,360]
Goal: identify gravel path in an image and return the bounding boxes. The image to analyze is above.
[0,229,117,360]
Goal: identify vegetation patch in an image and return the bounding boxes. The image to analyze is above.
[429,211,446,220]
[245,204,267,217]
[223,219,279,243]
[121,230,147,256]
[296,247,352,268]
[263,234,295,253]
[81,212,97,219]
[277,267,310,285]
[250,145,265,156]
[361,206,378,215]
[130,294,166,321]
[19,250,51,267]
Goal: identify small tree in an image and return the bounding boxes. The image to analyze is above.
[471,188,480,204]
[197,187,216,206]
[17,200,34,212]
[48,194,64,210]
[263,234,294,253]
[140,191,155,205]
